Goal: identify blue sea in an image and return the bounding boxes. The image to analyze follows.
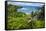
[17,6,41,14]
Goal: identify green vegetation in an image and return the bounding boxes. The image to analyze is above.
[6,4,45,30]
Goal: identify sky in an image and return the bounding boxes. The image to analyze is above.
[6,0,45,2]
[8,2,44,14]
[8,2,44,7]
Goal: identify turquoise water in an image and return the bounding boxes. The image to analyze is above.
[17,6,41,14]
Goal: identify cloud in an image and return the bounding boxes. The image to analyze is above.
[8,2,44,7]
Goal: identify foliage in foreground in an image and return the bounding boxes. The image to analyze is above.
[6,4,45,29]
